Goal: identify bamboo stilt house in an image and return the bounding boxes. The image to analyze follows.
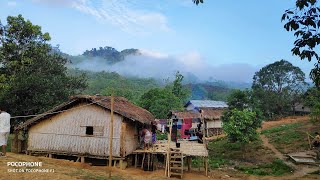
[13,95,155,159]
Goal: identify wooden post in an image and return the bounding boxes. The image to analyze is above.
[135,154,138,168]
[167,120,172,177]
[164,153,167,176]
[81,156,85,163]
[200,110,205,138]
[188,157,192,172]
[147,153,150,171]
[141,153,145,169]
[206,122,209,137]
[120,123,126,157]
[109,96,114,167]
[120,159,123,170]
[307,132,312,150]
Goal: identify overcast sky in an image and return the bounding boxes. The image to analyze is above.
[0,0,315,82]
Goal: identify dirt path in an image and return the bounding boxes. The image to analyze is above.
[259,116,320,178]
[260,134,285,160]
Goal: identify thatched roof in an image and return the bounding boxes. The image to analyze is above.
[15,95,154,131]
[170,107,225,120]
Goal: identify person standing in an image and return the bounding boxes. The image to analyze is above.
[0,110,11,156]
[141,127,152,150]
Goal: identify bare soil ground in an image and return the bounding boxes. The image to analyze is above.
[261,116,310,130]
[0,152,296,180]
[1,115,319,180]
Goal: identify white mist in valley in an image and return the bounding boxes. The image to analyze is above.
[71,49,257,83]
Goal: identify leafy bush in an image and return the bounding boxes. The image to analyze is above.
[223,109,260,143]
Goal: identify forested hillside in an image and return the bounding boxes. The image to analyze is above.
[68,69,160,104]
[69,68,234,104]
[68,46,139,65]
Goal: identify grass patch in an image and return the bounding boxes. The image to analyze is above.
[207,137,273,169]
[236,159,293,176]
[261,122,308,153]
[261,123,302,135]
[191,157,203,168]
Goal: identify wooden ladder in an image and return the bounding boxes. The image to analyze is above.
[169,148,184,178]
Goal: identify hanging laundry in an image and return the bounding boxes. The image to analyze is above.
[180,118,191,139]
[177,119,182,129]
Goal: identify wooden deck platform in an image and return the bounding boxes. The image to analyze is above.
[133,140,208,157]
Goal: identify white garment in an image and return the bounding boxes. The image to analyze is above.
[0,112,11,133]
[156,123,161,131]
[0,132,9,146]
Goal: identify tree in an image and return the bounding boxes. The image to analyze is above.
[0,15,87,124]
[252,60,307,118]
[304,87,320,108]
[172,71,189,103]
[222,89,263,137]
[223,109,259,143]
[304,87,320,120]
[282,0,320,86]
[139,88,182,118]
[193,0,204,5]
[226,89,250,110]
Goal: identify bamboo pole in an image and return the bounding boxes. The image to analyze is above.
[165,119,172,177]
[109,96,114,167]
[168,120,172,177]
[307,132,313,150]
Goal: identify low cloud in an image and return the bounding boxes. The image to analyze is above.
[73,50,257,83]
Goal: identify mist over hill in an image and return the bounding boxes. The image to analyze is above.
[66,46,253,87]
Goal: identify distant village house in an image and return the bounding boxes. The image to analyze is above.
[170,100,228,138]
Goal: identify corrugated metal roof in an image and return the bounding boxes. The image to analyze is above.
[189,100,228,108]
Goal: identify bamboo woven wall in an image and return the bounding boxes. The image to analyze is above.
[124,121,139,156]
[206,119,222,128]
[28,104,122,157]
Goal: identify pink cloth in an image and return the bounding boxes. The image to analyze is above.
[181,118,192,139]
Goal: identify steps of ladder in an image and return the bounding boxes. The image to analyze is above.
[170,166,183,170]
[170,161,182,164]
[170,172,182,177]
[170,152,182,154]
[171,155,183,158]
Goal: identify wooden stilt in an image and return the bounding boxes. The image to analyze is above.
[164,154,168,177]
[76,156,80,162]
[152,154,156,171]
[81,156,85,163]
[188,157,192,172]
[147,153,150,171]
[141,153,145,169]
[120,159,123,170]
[48,153,52,158]
[135,154,138,168]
